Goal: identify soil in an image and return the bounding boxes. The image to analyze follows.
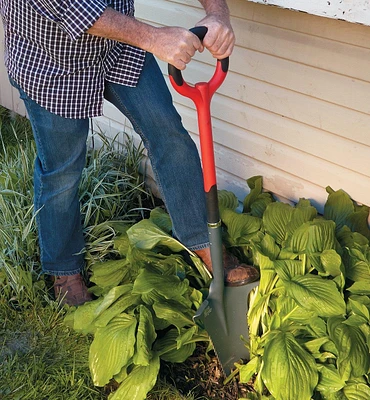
[103,344,253,399]
[159,344,254,399]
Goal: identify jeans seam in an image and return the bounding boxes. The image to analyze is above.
[26,104,46,265]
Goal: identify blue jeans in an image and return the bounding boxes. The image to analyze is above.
[11,52,209,276]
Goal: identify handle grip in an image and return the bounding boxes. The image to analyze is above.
[168,26,229,87]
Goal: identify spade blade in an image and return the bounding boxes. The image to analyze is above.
[193,281,259,376]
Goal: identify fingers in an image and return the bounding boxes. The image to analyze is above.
[154,27,203,70]
[203,29,234,59]
[195,16,235,59]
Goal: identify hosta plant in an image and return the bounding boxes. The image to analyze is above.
[226,177,370,400]
[66,175,370,400]
[65,208,211,400]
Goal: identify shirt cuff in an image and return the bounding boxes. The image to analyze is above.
[59,0,108,41]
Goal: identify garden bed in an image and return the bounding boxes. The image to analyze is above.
[1,106,370,400]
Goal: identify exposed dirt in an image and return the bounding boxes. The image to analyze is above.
[158,344,254,399]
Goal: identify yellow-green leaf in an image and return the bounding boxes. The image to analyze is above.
[283,275,346,317]
[261,331,318,400]
[133,305,157,366]
[89,313,137,386]
[109,355,160,400]
[316,364,345,393]
[238,356,260,383]
[343,381,370,400]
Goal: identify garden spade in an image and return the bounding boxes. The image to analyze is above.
[168,27,259,375]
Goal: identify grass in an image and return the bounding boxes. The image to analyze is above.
[0,106,206,400]
[0,298,106,400]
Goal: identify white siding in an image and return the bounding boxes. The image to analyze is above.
[131,0,370,212]
[0,22,26,116]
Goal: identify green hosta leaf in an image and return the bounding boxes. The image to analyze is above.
[176,325,198,349]
[108,355,160,400]
[189,288,203,310]
[221,209,261,245]
[127,219,186,252]
[343,314,368,327]
[260,233,280,260]
[127,247,188,278]
[283,275,346,317]
[93,284,134,314]
[274,259,305,280]
[306,316,328,338]
[93,292,141,329]
[152,300,193,330]
[324,188,370,239]
[108,221,131,235]
[243,175,273,217]
[113,233,130,257]
[320,249,342,277]
[262,202,294,244]
[243,175,264,213]
[342,381,370,400]
[133,305,157,366]
[89,313,137,386]
[218,189,239,211]
[286,220,336,255]
[285,199,318,235]
[304,337,330,355]
[71,284,134,333]
[90,259,128,289]
[306,219,336,253]
[347,281,370,295]
[276,295,316,323]
[327,316,369,380]
[141,289,167,306]
[347,246,368,263]
[250,193,274,218]
[237,356,260,383]
[113,365,128,383]
[153,328,196,362]
[149,207,172,233]
[261,331,318,400]
[324,188,354,229]
[346,208,370,240]
[132,269,188,299]
[346,260,370,283]
[321,391,347,400]
[337,226,369,248]
[348,297,370,320]
[316,364,345,393]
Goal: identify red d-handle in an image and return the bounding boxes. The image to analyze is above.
[168,27,229,99]
[168,27,229,224]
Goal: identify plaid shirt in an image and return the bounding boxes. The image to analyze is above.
[0,0,146,118]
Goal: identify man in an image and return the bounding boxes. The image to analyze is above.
[0,0,258,305]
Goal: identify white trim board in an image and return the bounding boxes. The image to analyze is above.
[247,0,370,26]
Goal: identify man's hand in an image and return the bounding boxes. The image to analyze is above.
[87,9,203,70]
[195,14,235,59]
[148,27,204,70]
[86,6,233,70]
